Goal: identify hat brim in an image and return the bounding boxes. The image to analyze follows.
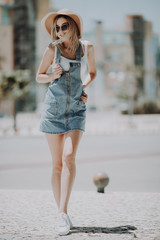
[41,11,83,39]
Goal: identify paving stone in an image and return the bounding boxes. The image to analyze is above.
[0,190,160,239]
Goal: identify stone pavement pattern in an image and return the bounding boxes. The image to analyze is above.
[0,190,160,240]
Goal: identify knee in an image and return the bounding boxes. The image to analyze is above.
[53,161,62,174]
[63,152,75,168]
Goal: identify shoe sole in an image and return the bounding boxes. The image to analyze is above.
[58,230,70,236]
[58,227,70,236]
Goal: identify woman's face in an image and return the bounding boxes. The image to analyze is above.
[55,17,69,39]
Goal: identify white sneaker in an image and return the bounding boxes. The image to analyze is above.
[58,212,70,236]
[67,214,73,229]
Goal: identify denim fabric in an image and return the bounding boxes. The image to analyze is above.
[39,42,86,134]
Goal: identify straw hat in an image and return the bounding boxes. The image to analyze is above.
[41,9,83,39]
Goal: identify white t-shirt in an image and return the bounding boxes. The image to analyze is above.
[52,40,89,83]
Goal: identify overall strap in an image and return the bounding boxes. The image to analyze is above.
[76,41,82,61]
[55,46,61,64]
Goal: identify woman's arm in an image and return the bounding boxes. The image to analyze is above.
[83,42,97,88]
[36,44,62,83]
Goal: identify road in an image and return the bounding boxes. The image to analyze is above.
[0,134,160,192]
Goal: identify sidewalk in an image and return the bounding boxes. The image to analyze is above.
[0,190,160,239]
[0,111,160,137]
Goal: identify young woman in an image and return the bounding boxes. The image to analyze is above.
[36,9,96,236]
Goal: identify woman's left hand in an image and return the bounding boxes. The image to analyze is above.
[81,92,88,104]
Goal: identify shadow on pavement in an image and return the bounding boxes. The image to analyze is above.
[70,225,137,234]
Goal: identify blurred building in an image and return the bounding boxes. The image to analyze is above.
[0,0,37,112]
[84,14,160,110]
[103,29,134,108]
[125,15,159,101]
[0,0,55,113]
[35,0,57,113]
[0,0,36,75]
[1,2,159,113]
[126,15,144,67]
[0,0,15,71]
[0,0,16,114]
[143,22,159,100]
[84,23,134,110]
[86,21,106,110]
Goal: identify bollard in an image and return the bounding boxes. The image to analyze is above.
[93,172,109,193]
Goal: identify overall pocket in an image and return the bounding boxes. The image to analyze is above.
[44,89,56,104]
[74,99,86,116]
[43,90,59,119]
[43,101,58,120]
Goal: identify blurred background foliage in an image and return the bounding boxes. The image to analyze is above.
[0,70,31,130]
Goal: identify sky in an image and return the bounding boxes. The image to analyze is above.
[51,0,160,38]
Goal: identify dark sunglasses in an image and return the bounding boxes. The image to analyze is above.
[56,23,69,33]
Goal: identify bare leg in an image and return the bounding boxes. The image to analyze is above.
[45,133,65,208]
[59,130,83,213]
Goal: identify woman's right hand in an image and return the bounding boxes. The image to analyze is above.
[52,64,62,81]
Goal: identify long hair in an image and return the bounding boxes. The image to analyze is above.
[51,15,79,54]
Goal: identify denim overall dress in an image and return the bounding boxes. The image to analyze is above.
[39,42,86,134]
